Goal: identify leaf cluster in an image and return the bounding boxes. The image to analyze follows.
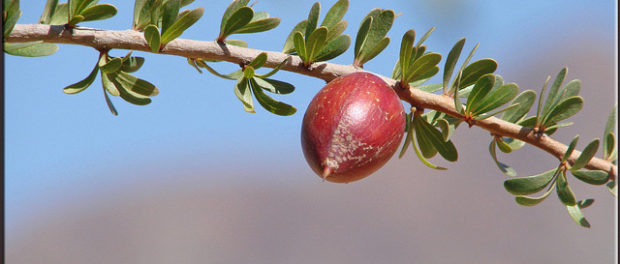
[217,0,281,46]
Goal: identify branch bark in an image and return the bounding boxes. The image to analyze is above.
[6,24,617,179]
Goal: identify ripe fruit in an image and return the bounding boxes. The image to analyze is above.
[301,72,406,183]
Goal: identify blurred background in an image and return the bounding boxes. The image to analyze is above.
[5,0,617,263]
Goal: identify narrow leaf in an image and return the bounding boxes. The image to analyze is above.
[220,0,250,34]
[101,79,118,116]
[504,168,557,195]
[39,0,59,24]
[247,52,267,69]
[116,72,159,97]
[472,83,519,116]
[566,204,591,228]
[161,0,180,34]
[354,16,372,59]
[101,72,119,96]
[99,57,122,73]
[563,135,579,162]
[143,25,161,52]
[542,96,583,127]
[515,186,554,206]
[571,139,599,171]
[314,34,351,62]
[489,140,517,177]
[250,78,297,116]
[234,17,280,34]
[255,57,290,78]
[571,170,609,185]
[63,60,99,94]
[161,7,204,44]
[542,67,567,117]
[305,27,328,64]
[459,59,497,89]
[80,4,117,22]
[253,77,295,94]
[556,171,577,206]
[443,38,465,92]
[234,77,255,112]
[282,20,307,53]
[120,57,145,73]
[293,31,307,62]
[305,2,321,38]
[3,42,58,57]
[321,0,348,29]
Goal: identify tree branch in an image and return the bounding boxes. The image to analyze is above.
[6,24,617,179]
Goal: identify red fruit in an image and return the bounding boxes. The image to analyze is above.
[301,72,406,183]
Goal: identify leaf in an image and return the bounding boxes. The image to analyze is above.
[3,42,59,57]
[356,37,389,66]
[570,139,599,171]
[161,7,204,45]
[98,57,122,73]
[255,57,289,78]
[561,79,581,99]
[563,135,579,162]
[415,115,458,162]
[459,59,497,89]
[219,0,250,34]
[314,34,351,62]
[566,204,590,228]
[63,60,99,94]
[472,83,519,116]
[556,171,577,206]
[607,180,617,197]
[542,96,583,127]
[187,58,202,73]
[542,67,567,117]
[250,78,297,116]
[450,43,478,90]
[466,73,495,113]
[603,105,617,159]
[577,199,594,209]
[604,133,616,160]
[80,4,117,22]
[410,126,447,170]
[399,114,413,158]
[39,0,59,24]
[112,75,152,105]
[415,27,435,47]
[489,140,517,177]
[282,20,307,53]
[160,0,180,34]
[234,17,280,34]
[453,72,464,114]
[571,170,609,185]
[143,25,161,52]
[405,52,442,83]
[199,62,243,80]
[48,3,69,25]
[321,0,348,29]
[132,0,153,29]
[415,83,442,93]
[355,9,394,65]
[224,39,248,47]
[500,90,536,123]
[515,186,554,206]
[115,72,159,97]
[234,78,255,113]
[305,2,321,38]
[443,38,465,92]
[247,52,268,69]
[305,27,328,64]
[354,16,372,59]
[253,77,295,94]
[101,72,119,96]
[496,138,513,153]
[504,168,557,195]
[120,57,145,73]
[397,29,415,80]
[293,31,307,62]
[534,75,551,126]
[101,76,118,116]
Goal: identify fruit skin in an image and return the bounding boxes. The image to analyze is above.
[301,72,406,183]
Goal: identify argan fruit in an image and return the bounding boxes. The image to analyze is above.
[301,72,406,183]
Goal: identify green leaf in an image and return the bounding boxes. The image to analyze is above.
[115,72,159,97]
[80,4,117,22]
[305,2,321,38]
[48,3,69,25]
[443,38,465,92]
[250,78,296,116]
[604,133,616,160]
[234,17,280,34]
[415,27,435,47]
[566,204,591,228]
[405,52,441,83]
[132,0,152,29]
[414,115,458,162]
[472,83,519,116]
[466,74,495,113]
[571,139,599,171]
[314,34,351,62]
[234,77,255,113]
[410,126,447,170]
[101,76,118,116]
[435,118,452,141]
[3,0,21,38]
[397,29,415,80]
[160,0,180,34]
[219,0,250,34]
[556,171,577,206]
[98,57,122,73]
[161,7,203,45]
[199,62,243,80]
[63,60,99,94]
[577,199,594,209]
[293,31,307,62]
[255,57,289,78]
[282,20,307,53]
[399,116,413,158]
[305,27,328,64]
[101,72,119,96]
[561,79,581,99]
[504,168,557,195]
[496,138,513,153]
[224,39,248,47]
[354,16,372,61]
[489,140,517,177]
[3,42,59,57]
[416,83,442,93]
[253,77,295,94]
[500,90,536,123]
[180,0,194,7]
[247,52,268,69]
[187,58,202,73]
[143,25,161,52]
[459,59,497,89]
[607,180,617,197]
[571,170,609,185]
[450,43,478,90]
[542,67,567,117]
[514,186,554,206]
[453,72,464,114]
[120,57,145,73]
[243,66,255,79]
[356,37,389,66]
[534,75,551,126]
[39,0,59,24]
[563,135,579,162]
[541,96,583,127]
[320,0,348,29]
[355,9,394,65]
[604,105,617,137]
[112,75,152,105]
[603,105,617,159]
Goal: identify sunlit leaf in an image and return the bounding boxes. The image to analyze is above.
[220,0,250,34]
[500,90,536,123]
[571,170,609,185]
[248,52,268,69]
[566,204,590,228]
[255,57,290,78]
[160,0,180,34]
[465,73,495,113]
[355,9,394,66]
[293,31,307,62]
[234,17,280,34]
[253,77,295,94]
[99,57,122,73]
[607,180,617,197]
[101,72,119,96]
[161,7,203,44]
[143,24,161,52]
[314,34,351,62]
[562,135,579,162]
[571,139,599,171]
[120,57,145,73]
[4,42,58,57]
[234,77,255,113]
[459,59,497,89]
[224,39,248,47]
[443,38,465,92]
[282,20,307,53]
[556,171,577,206]
[542,96,583,127]
[49,3,69,25]
[80,4,117,22]
[101,77,118,116]
[305,26,328,63]
[39,0,59,24]
[305,2,321,38]
[116,72,159,97]
[415,115,458,162]
[320,0,348,29]
[472,83,519,116]
[63,60,99,94]
[250,78,296,116]
[542,67,567,117]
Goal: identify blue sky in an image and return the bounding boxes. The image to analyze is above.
[5,0,616,235]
